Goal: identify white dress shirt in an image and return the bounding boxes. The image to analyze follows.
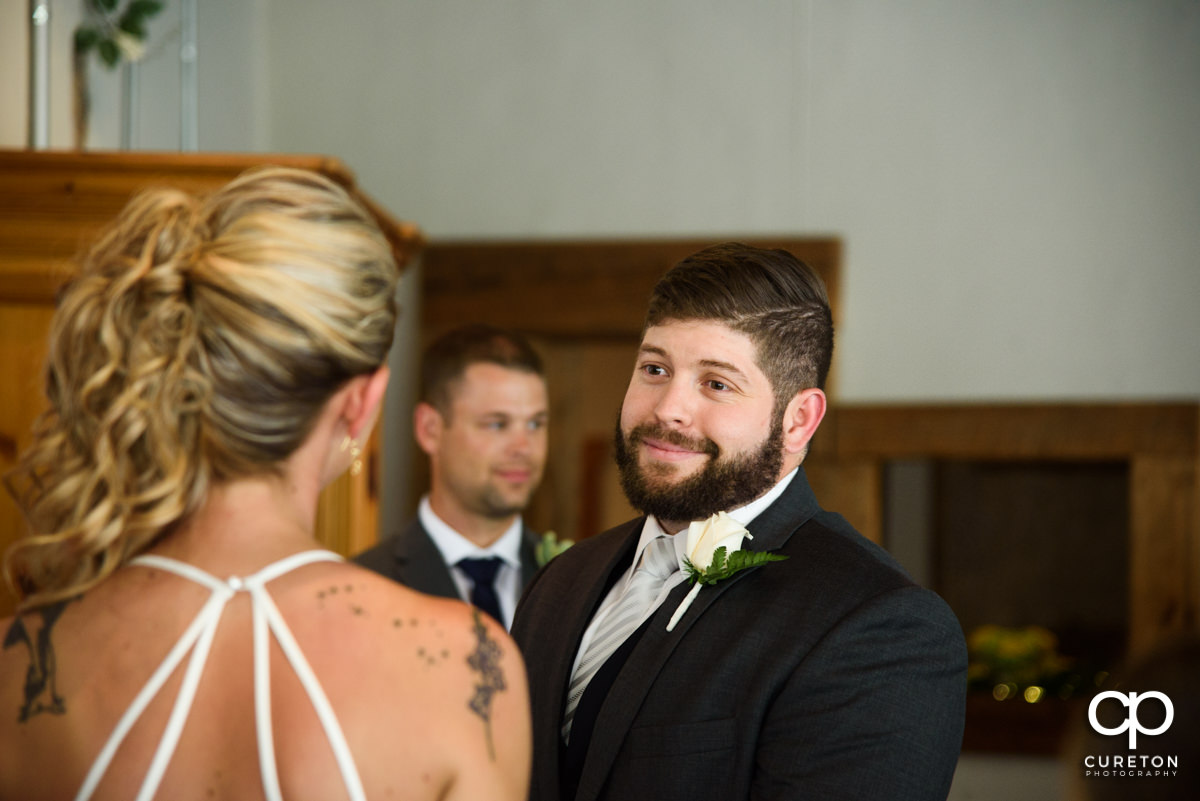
[569,468,799,677]
[418,495,525,630]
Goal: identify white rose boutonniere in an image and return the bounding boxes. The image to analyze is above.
[665,511,787,631]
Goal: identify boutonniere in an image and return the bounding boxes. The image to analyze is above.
[665,511,787,631]
[535,530,574,568]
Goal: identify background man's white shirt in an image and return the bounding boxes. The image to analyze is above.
[419,495,525,629]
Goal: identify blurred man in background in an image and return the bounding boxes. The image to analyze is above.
[356,325,548,630]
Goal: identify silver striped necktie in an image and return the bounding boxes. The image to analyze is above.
[562,534,679,742]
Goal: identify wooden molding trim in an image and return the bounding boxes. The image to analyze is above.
[0,149,424,303]
[422,237,841,341]
[819,402,1199,461]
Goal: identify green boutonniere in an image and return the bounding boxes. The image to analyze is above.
[535,530,574,568]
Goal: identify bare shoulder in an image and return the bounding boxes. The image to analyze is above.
[420,599,531,801]
[283,561,521,681]
[283,562,531,801]
[334,563,530,734]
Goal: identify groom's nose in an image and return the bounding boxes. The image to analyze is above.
[651,377,695,429]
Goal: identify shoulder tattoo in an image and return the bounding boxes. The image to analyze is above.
[3,599,76,722]
[465,608,507,761]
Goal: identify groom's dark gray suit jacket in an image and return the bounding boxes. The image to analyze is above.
[511,467,967,801]
[352,518,542,601]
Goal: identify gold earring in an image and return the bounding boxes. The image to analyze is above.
[341,435,363,477]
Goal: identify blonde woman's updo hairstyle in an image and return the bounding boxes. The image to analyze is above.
[3,167,399,609]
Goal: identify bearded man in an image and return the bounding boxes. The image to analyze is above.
[512,243,966,801]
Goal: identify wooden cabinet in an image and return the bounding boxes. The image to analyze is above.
[0,151,422,617]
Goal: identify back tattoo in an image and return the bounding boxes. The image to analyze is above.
[3,599,76,722]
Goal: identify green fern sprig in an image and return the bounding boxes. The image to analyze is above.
[683,546,787,586]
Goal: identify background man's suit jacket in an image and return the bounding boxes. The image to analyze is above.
[511,468,967,801]
[352,518,542,601]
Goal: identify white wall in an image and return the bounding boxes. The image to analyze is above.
[258,0,1200,402]
[5,0,1196,401]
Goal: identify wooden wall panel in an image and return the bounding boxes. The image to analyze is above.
[805,459,884,544]
[822,403,1200,654]
[0,304,55,608]
[1130,455,1198,654]
[422,237,841,339]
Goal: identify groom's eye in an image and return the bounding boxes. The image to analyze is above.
[706,380,730,392]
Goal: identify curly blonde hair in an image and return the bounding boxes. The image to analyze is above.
[3,167,399,610]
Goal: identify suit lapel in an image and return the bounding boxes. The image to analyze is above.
[525,520,643,799]
[575,567,765,801]
[574,468,823,801]
[741,466,822,552]
[392,521,461,599]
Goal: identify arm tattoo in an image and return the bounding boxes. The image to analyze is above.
[3,599,75,722]
[465,608,507,761]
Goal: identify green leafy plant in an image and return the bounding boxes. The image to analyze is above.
[74,0,165,69]
[535,531,574,568]
[683,545,787,586]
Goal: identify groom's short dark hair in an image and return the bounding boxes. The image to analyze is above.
[644,243,833,404]
[420,324,544,420]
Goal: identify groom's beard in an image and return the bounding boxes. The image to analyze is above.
[613,410,784,524]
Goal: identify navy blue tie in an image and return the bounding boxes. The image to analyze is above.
[457,557,505,625]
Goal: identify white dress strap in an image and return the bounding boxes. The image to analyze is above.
[73,583,234,801]
[75,550,365,801]
[243,550,367,801]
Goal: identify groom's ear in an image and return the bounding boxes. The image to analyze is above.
[413,401,445,456]
[781,388,826,458]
